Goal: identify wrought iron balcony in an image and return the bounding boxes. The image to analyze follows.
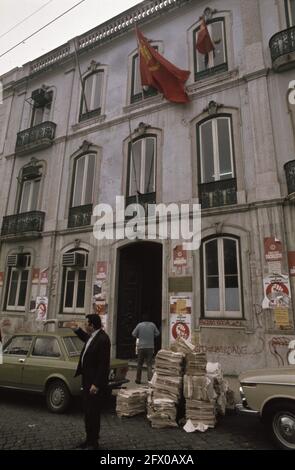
[269,26,295,72]
[284,160,295,195]
[125,192,156,218]
[79,108,101,122]
[1,211,45,238]
[199,178,237,209]
[16,121,56,156]
[68,204,93,228]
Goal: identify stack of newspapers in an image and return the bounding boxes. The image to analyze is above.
[116,388,147,417]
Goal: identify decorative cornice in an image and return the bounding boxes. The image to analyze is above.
[28,0,193,77]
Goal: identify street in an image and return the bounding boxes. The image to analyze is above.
[0,389,275,450]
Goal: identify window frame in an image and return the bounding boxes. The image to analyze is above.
[130,48,158,104]
[5,254,31,312]
[70,153,95,208]
[60,250,88,315]
[18,177,41,214]
[285,0,295,27]
[126,135,157,197]
[193,17,228,81]
[79,70,104,121]
[197,114,235,184]
[30,91,53,128]
[201,235,243,319]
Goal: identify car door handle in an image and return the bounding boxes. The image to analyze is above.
[18,358,25,363]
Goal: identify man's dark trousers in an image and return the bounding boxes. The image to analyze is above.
[83,388,102,444]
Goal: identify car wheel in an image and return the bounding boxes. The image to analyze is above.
[46,380,70,414]
[266,402,295,450]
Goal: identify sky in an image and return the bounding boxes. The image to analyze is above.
[0,0,141,76]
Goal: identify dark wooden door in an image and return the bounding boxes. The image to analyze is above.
[116,242,162,359]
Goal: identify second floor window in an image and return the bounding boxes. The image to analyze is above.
[131,52,158,103]
[127,136,156,198]
[194,19,227,80]
[286,0,295,26]
[71,154,95,208]
[80,71,104,120]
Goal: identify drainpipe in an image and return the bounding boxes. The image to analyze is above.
[47,55,76,320]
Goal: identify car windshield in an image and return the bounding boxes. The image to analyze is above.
[63,336,84,356]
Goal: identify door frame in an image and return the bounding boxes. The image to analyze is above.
[110,239,168,358]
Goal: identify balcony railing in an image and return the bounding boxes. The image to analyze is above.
[269,26,295,72]
[1,211,45,237]
[126,192,156,218]
[16,121,56,155]
[68,204,93,228]
[199,178,237,209]
[284,160,295,195]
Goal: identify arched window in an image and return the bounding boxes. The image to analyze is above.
[201,236,242,318]
[193,18,227,81]
[126,135,156,207]
[61,249,88,314]
[69,153,95,228]
[79,70,104,121]
[197,115,237,208]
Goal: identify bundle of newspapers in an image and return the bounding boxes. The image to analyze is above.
[147,349,184,428]
[154,349,184,376]
[116,388,147,417]
[147,389,178,428]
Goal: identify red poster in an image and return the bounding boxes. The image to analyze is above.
[0,272,4,286]
[173,245,187,266]
[264,237,283,261]
[288,252,295,277]
[96,262,107,280]
[40,269,48,284]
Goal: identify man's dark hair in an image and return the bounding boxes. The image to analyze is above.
[142,311,150,322]
[86,314,102,330]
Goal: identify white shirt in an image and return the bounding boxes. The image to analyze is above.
[81,329,100,365]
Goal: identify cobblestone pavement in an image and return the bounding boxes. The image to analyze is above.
[0,389,275,451]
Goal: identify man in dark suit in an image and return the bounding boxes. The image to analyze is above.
[74,314,110,450]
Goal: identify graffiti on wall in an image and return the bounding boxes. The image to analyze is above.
[268,336,295,366]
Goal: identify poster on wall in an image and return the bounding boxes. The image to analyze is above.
[288,252,295,277]
[96,262,107,280]
[264,237,283,261]
[262,274,291,309]
[35,296,48,321]
[170,294,192,342]
[274,307,291,328]
[40,269,48,284]
[32,268,40,284]
[0,272,4,287]
[173,245,187,266]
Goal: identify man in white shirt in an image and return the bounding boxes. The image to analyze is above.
[132,312,160,384]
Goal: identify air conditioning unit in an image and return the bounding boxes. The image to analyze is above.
[22,165,40,180]
[62,252,86,267]
[31,88,52,107]
[7,254,27,267]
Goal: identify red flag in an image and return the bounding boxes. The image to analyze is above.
[196,18,215,55]
[136,26,190,104]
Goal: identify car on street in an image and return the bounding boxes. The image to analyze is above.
[237,365,295,450]
[0,329,129,413]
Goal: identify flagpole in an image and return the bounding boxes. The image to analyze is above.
[73,38,89,115]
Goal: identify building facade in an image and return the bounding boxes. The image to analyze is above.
[0,0,295,375]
